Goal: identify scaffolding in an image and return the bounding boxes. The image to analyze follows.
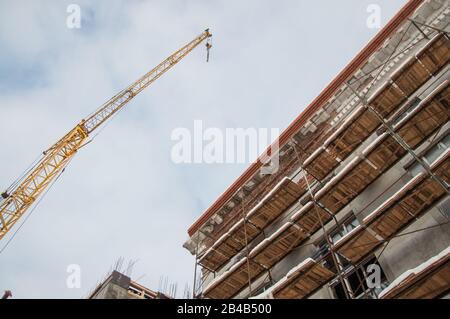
[189,1,450,300]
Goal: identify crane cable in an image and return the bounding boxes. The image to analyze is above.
[0,155,74,256]
[3,152,44,197]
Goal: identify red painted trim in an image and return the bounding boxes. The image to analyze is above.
[188,0,425,236]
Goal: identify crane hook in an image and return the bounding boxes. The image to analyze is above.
[206,38,212,62]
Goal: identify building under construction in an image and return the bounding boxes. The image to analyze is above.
[183,0,450,299]
[88,270,170,299]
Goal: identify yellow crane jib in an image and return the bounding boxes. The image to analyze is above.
[0,29,212,241]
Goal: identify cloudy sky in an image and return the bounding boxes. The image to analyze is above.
[0,0,407,298]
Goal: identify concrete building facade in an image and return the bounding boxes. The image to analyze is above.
[184,0,450,299]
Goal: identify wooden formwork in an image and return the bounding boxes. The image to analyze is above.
[271,259,335,299]
[397,81,449,148]
[198,149,302,257]
[257,80,450,278]
[365,135,407,171]
[317,79,449,215]
[369,81,407,118]
[337,150,450,264]
[305,34,450,182]
[380,247,450,299]
[390,34,449,97]
[199,178,304,272]
[199,220,259,272]
[366,177,447,240]
[245,203,331,270]
[392,55,433,97]
[250,223,308,269]
[334,226,382,264]
[317,136,405,214]
[291,203,331,236]
[434,150,450,185]
[227,220,260,252]
[247,178,304,229]
[304,107,381,180]
[327,109,380,164]
[198,239,237,272]
[416,33,450,76]
[304,146,341,181]
[369,33,450,118]
[203,258,265,299]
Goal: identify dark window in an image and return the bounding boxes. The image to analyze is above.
[334,282,348,299]
[348,268,368,297]
[332,256,389,299]
[408,133,450,178]
[313,214,360,272]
